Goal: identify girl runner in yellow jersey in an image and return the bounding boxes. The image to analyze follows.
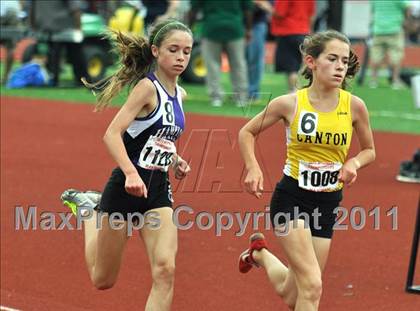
[238,30,375,311]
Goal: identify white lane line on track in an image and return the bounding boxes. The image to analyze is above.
[1,306,22,311]
[369,110,420,121]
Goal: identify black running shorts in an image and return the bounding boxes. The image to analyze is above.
[270,175,343,239]
[99,167,173,220]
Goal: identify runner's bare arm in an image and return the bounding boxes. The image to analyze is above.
[239,95,295,170]
[103,79,155,176]
[339,96,376,186]
[351,95,376,168]
[239,95,296,197]
[103,79,156,197]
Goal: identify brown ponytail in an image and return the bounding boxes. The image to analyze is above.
[83,31,153,111]
[84,19,192,111]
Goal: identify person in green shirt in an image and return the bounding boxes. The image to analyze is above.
[189,0,253,107]
[369,0,410,89]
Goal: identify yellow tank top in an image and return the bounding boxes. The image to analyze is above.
[284,88,353,191]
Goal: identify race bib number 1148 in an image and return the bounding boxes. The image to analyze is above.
[139,136,176,171]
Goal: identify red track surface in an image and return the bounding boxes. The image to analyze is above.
[1,97,419,310]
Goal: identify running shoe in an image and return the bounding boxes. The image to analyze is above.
[238,232,268,273]
[396,161,420,184]
[60,189,99,216]
[84,190,102,206]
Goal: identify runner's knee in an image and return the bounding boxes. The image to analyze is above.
[152,259,175,284]
[298,275,322,302]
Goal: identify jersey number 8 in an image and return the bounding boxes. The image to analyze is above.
[163,101,175,126]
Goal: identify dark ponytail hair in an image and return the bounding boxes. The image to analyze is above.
[84,19,192,111]
[300,30,360,90]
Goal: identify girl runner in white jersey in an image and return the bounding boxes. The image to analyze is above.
[61,19,193,311]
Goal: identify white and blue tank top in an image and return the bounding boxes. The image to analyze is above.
[123,72,185,171]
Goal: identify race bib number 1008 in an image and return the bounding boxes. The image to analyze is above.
[139,136,176,171]
[298,161,342,192]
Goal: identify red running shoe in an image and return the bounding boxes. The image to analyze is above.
[238,232,268,273]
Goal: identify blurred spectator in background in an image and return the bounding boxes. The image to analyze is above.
[404,0,420,44]
[369,0,410,90]
[143,0,180,31]
[189,0,253,107]
[325,0,342,31]
[397,149,420,183]
[271,0,315,93]
[313,0,328,32]
[84,0,121,21]
[0,0,24,85]
[30,0,88,87]
[246,0,272,100]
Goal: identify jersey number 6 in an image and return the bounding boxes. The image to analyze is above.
[298,111,318,136]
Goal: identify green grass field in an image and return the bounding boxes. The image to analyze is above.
[1,65,419,134]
